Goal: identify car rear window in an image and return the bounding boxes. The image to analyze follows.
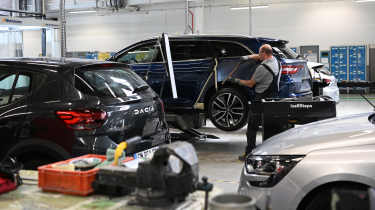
[76,66,149,98]
[280,46,299,59]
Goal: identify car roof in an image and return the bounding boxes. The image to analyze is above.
[144,34,288,44]
[0,57,121,72]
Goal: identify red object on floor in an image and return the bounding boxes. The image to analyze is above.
[0,177,16,194]
[38,154,134,196]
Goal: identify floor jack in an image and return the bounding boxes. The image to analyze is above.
[170,128,220,142]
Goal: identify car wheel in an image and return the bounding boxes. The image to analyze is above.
[208,88,248,131]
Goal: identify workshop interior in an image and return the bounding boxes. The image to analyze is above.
[1,0,375,210]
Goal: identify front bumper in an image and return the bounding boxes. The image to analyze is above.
[322,83,340,103]
[238,168,301,210]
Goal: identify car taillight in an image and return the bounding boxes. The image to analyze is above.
[281,65,304,75]
[323,79,331,84]
[159,98,165,113]
[56,109,107,130]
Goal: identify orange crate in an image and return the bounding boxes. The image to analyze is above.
[38,154,106,196]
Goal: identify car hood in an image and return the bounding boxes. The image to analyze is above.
[252,112,375,155]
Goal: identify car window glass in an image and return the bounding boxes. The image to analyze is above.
[0,74,16,105]
[211,41,250,57]
[117,42,161,64]
[12,74,31,103]
[280,46,299,59]
[79,67,148,98]
[272,47,287,59]
[170,41,212,61]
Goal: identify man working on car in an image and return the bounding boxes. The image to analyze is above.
[228,44,280,161]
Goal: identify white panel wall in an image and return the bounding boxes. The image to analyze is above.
[66,9,185,52]
[63,1,375,52]
[23,30,42,57]
[251,1,375,50]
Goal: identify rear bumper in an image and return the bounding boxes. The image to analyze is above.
[71,130,169,157]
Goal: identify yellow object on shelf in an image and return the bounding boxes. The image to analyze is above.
[113,142,127,166]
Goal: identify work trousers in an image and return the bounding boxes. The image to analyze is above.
[245,101,262,155]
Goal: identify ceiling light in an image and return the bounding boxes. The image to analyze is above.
[354,0,375,2]
[230,5,269,10]
[69,10,96,14]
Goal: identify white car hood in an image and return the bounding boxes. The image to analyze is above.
[253,112,375,155]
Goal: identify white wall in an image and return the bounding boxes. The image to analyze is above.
[66,9,185,52]
[63,1,375,52]
[251,1,375,50]
[23,30,42,57]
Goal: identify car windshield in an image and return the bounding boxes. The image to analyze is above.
[78,67,149,98]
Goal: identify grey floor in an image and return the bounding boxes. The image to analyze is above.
[188,94,375,193]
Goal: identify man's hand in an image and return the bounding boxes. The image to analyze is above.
[227,77,241,85]
[240,56,250,61]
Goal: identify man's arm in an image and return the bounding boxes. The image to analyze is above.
[241,54,260,61]
[238,77,256,88]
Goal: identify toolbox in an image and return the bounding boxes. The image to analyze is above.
[38,154,106,196]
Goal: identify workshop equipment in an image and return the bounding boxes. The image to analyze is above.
[134,141,199,207]
[0,157,22,194]
[93,141,214,209]
[38,154,106,196]
[261,96,336,140]
[209,193,256,210]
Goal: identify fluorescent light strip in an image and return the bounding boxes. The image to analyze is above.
[355,0,375,2]
[230,5,269,10]
[69,10,96,14]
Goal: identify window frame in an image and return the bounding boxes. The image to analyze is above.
[0,69,32,107]
[116,41,162,65]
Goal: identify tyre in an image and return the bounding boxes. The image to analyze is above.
[208,88,249,131]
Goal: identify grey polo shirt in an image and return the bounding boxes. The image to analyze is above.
[252,56,279,94]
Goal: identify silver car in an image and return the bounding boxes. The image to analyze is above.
[238,112,375,210]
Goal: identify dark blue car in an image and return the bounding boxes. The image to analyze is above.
[109,35,312,131]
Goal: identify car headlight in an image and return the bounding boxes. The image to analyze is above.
[245,155,304,187]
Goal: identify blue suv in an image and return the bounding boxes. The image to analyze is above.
[109,35,312,131]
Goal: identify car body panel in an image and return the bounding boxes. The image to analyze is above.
[238,112,375,210]
[252,112,373,155]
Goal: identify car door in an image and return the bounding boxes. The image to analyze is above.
[162,40,214,108]
[0,68,32,158]
[115,41,165,95]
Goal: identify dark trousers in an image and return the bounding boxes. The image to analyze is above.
[245,102,262,155]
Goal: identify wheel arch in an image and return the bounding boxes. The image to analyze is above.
[296,176,372,210]
[6,138,71,162]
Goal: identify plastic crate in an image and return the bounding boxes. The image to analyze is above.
[38,154,106,196]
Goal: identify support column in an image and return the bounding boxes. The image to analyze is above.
[42,28,46,56]
[60,0,66,57]
[249,0,252,36]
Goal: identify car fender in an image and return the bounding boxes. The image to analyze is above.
[5,138,71,161]
[285,145,375,209]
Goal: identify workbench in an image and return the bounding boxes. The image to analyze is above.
[0,170,215,210]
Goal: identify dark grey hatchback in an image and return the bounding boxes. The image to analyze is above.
[0,58,169,169]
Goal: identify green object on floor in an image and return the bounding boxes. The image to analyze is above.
[82,200,115,209]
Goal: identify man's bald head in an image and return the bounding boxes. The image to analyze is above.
[259,44,273,56]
